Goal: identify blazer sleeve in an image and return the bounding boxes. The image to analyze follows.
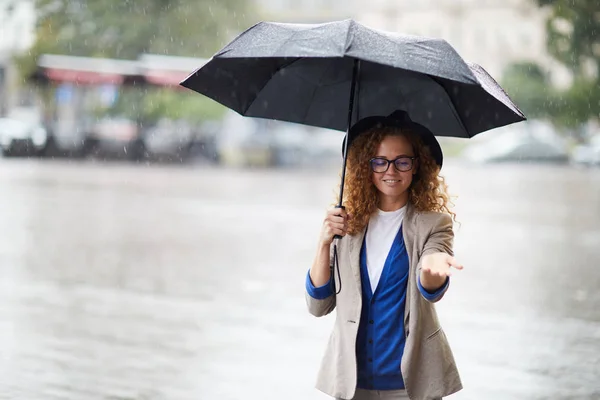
[417,212,454,303]
[305,243,336,317]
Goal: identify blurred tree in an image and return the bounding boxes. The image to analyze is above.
[25,0,255,61]
[536,0,598,74]
[505,0,599,128]
[503,1,599,128]
[500,62,555,119]
[18,0,258,122]
[535,0,599,128]
[105,87,226,123]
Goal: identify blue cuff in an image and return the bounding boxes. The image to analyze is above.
[417,275,449,301]
[305,270,334,300]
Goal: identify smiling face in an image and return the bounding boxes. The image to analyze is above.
[371,134,418,211]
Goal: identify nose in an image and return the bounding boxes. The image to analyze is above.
[384,166,400,176]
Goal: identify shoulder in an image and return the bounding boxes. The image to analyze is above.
[413,210,452,231]
[412,210,455,255]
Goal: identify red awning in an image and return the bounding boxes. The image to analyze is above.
[44,68,127,85]
[33,54,207,88]
[143,70,188,87]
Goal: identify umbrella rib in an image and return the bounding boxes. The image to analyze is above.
[215,22,264,57]
[344,20,355,53]
[271,28,317,59]
[347,27,478,84]
[242,57,302,115]
[467,62,525,117]
[301,58,338,124]
[426,75,472,136]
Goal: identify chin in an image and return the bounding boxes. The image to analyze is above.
[379,187,409,197]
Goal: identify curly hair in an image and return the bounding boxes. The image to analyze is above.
[339,126,456,234]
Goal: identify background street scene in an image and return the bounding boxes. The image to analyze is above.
[0,159,598,399]
[0,0,599,399]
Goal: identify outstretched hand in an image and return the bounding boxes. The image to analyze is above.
[420,252,463,291]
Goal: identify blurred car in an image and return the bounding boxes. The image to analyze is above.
[302,127,345,168]
[141,119,220,164]
[215,111,273,167]
[142,119,194,162]
[268,122,310,167]
[0,117,48,157]
[84,117,144,160]
[189,121,219,163]
[572,135,600,167]
[462,120,570,164]
[269,124,346,168]
[215,111,346,168]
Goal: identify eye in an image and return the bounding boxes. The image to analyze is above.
[394,158,412,168]
[372,158,387,166]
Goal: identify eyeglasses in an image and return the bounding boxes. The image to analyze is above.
[369,156,417,173]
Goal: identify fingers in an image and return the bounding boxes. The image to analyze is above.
[322,208,350,242]
[328,221,346,232]
[422,265,452,278]
[323,225,347,242]
[446,255,464,270]
[329,215,346,224]
[325,208,350,229]
[327,221,347,234]
[329,227,347,237]
[421,254,464,278]
[325,215,348,229]
[326,207,351,220]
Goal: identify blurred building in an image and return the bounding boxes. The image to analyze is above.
[0,0,36,114]
[357,0,569,85]
[253,0,357,22]
[254,0,567,86]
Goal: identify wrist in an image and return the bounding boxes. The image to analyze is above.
[319,238,333,247]
[420,270,446,291]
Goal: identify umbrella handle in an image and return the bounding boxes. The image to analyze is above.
[333,205,346,240]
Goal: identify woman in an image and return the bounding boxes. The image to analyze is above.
[305,110,463,400]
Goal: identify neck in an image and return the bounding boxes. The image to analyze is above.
[378,193,408,212]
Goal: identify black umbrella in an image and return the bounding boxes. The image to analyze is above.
[181,19,525,207]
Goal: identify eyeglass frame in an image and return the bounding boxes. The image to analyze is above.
[369,156,418,173]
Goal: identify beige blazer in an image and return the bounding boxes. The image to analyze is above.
[305,203,462,400]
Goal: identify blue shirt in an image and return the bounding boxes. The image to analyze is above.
[305,227,449,390]
[356,225,408,389]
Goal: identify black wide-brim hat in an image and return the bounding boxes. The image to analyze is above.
[342,110,444,167]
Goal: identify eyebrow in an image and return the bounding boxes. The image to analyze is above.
[374,154,414,158]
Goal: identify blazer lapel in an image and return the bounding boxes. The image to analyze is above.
[402,203,417,326]
[347,226,367,295]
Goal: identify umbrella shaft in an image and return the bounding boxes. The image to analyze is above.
[337,58,361,208]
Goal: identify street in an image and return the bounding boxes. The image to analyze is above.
[0,158,599,400]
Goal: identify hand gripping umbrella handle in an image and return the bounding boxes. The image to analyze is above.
[333,205,346,240]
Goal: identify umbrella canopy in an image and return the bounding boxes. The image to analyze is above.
[181,19,525,139]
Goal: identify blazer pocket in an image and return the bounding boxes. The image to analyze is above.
[426,327,442,341]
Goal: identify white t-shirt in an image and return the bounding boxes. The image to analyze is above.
[365,206,406,293]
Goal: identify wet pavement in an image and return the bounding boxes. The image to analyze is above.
[0,158,599,400]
